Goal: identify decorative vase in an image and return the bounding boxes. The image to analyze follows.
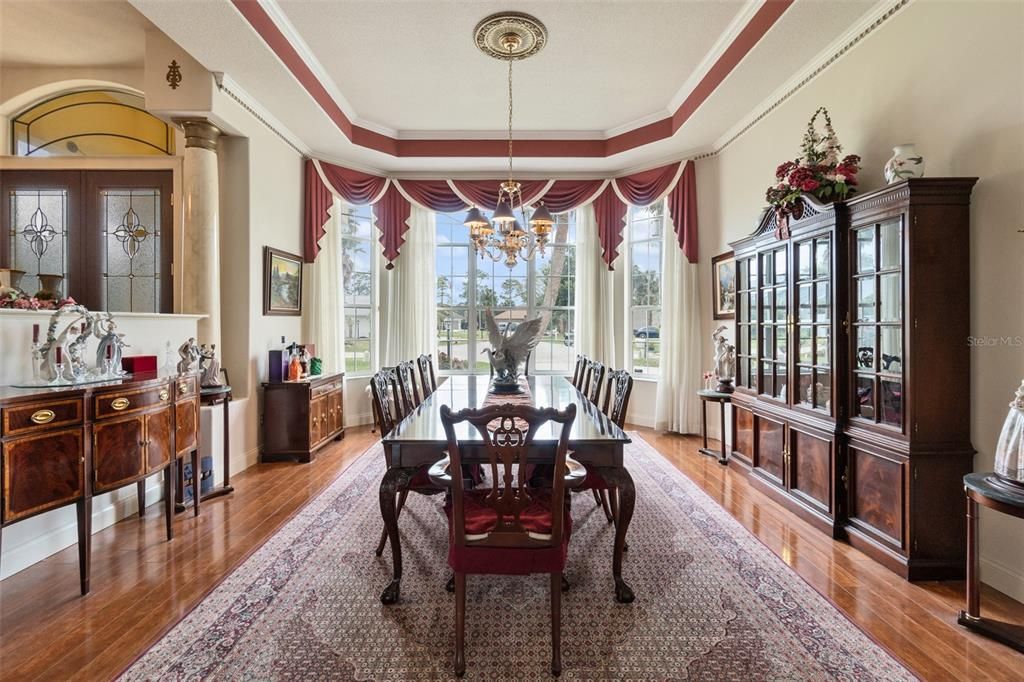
[35,274,64,300]
[993,379,1024,490]
[883,144,925,184]
[0,268,26,291]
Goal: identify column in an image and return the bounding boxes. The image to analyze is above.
[175,118,222,349]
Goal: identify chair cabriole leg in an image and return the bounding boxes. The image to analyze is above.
[551,572,562,676]
[455,572,466,677]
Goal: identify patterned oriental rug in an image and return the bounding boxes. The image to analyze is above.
[121,435,914,680]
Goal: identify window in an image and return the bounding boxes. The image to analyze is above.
[11,89,175,157]
[628,202,664,376]
[339,203,376,375]
[435,211,576,374]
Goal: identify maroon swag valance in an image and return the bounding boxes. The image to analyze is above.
[304,158,698,269]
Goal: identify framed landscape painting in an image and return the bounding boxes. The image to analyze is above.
[263,246,303,316]
[711,251,736,320]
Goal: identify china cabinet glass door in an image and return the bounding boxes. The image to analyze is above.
[735,254,758,391]
[794,234,833,413]
[758,245,789,401]
[851,217,904,429]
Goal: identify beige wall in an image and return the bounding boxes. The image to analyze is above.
[696,0,1024,600]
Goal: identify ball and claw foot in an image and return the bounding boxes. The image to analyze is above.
[380,579,401,605]
[615,579,635,603]
[445,575,456,592]
[561,575,570,592]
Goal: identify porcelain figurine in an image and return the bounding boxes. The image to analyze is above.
[199,344,224,387]
[994,379,1024,488]
[712,324,736,393]
[177,337,201,375]
[94,314,128,372]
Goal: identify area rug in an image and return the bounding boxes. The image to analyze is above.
[121,435,914,680]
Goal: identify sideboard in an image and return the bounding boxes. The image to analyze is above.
[0,371,200,595]
[261,372,345,463]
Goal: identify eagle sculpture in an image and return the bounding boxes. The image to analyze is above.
[483,309,544,393]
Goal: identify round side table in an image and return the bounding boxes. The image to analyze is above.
[958,472,1024,653]
[177,385,235,512]
[697,389,732,465]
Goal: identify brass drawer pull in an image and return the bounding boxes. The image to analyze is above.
[31,409,56,424]
[159,389,170,401]
[111,397,130,411]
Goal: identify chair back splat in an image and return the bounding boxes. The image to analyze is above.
[587,360,606,406]
[571,354,587,389]
[370,370,400,434]
[440,403,576,550]
[416,353,437,397]
[602,369,634,428]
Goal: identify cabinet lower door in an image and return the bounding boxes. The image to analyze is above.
[2,428,84,523]
[175,398,198,458]
[146,407,173,472]
[847,444,905,551]
[732,405,754,466]
[309,397,323,446]
[94,417,145,491]
[754,415,786,487]
[788,427,833,517]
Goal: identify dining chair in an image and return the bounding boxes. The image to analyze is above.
[432,402,585,677]
[590,369,634,522]
[571,354,587,389]
[369,370,445,557]
[394,361,422,416]
[416,353,437,398]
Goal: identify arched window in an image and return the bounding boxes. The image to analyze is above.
[10,89,175,157]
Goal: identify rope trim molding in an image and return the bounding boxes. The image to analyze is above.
[694,0,911,162]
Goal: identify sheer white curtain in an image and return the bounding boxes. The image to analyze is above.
[382,205,437,367]
[573,204,616,366]
[303,200,345,374]
[655,211,702,433]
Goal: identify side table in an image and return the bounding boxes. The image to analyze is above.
[958,472,1024,653]
[697,389,732,465]
[176,385,235,512]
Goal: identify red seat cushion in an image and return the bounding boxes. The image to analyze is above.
[445,490,572,575]
[408,464,436,489]
[580,468,610,490]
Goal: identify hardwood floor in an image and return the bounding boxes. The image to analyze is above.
[1,425,1021,680]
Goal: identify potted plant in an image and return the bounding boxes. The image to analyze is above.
[765,107,861,238]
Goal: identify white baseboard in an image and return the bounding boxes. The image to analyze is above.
[0,478,166,580]
[981,555,1024,604]
[345,411,374,428]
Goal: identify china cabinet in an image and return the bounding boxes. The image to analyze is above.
[730,178,977,579]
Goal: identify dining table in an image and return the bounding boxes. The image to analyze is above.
[378,374,636,605]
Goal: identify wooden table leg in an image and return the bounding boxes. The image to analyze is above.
[718,401,729,465]
[963,494,980,618]
[137,479,146,518]
[191,447,201,517]
[596,465,636,603]
[222,397,232,489]
[701,400,708,451]
[379,467,412,604]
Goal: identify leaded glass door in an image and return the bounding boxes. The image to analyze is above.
[735,253,758,391]
[851,216,904,430]
[758,244,789,402]
[793,232,834,414]
[1,170,172,312]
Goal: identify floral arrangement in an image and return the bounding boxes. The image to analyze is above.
[765,107,861,223]
[0,286,76,311]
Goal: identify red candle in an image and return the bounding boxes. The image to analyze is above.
[32,324,39,343]
[56,346,63,364]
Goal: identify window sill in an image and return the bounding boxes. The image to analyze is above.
[631,375,660,384]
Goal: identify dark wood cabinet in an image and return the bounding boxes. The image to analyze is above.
[261,372,345,463]
[730,178,977,579]
[0,372,201,595]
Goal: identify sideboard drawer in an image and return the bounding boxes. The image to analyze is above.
[312,380,344,398]
[94,384,171,420]
[175,375,199,401]
[2,398,84,437]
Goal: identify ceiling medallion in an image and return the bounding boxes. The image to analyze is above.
[473,11,547,61]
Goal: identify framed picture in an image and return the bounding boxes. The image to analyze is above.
[711,251,736,320]
[263,246,303,316]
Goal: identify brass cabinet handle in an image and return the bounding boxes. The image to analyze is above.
[111,397,130,411]
[159,389,170,401]
[31,409,56,424]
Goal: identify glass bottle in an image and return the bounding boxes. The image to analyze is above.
[287,346,302,381]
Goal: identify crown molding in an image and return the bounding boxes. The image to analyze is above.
[213,72,311,156]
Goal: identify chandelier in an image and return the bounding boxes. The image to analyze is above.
[464,12,554,269]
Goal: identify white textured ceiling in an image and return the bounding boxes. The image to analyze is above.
[274,0,746,134]
[0,0,152,68]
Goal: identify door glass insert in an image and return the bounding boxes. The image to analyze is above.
[102,188,162,312]
[8,189,68,296]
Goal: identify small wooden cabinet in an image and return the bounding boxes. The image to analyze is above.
[261,372,345,463]
[0,372,201,595]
